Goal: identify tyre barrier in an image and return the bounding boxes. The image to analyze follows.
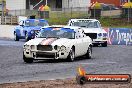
[104,28,132,45]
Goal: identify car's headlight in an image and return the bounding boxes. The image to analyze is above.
[103,33,107,37]
[54,45,58,50]
[23,45,30,49]
[54,45,60,51]
[60,45,66,52]
[31,45,35,50]
[98,33,102,37]
[31,30,34,34]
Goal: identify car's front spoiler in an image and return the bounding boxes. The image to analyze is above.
[92,39,107,44]
[24,50,69,60]
[92,41,107,44]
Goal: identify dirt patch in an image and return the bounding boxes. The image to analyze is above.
[0,78,131,88]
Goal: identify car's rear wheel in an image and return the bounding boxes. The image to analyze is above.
[14,32,19,41]
[102,41,107,47]
[67,48,75,62]
[25,32,30,42]
[23,52,33,63]
[85,46,92,59]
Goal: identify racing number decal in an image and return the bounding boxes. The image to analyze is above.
[20,27,25,36]
[19,20,25,36]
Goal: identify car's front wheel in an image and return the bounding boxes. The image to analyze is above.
[102,41,107,47]
[23,52,33,63]
[14,32,19,41]
[67,48,75,62]
[85,46,92,59]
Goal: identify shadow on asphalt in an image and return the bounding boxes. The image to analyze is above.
[32,56,95,64]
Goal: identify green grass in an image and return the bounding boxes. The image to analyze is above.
[45,17,69,25]
[99,17,132,28]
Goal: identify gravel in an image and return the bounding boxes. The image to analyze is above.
[0,78,132,88]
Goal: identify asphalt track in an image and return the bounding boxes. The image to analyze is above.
[0,39,132,84]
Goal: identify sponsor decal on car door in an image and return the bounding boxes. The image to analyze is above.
[19,26,25,37]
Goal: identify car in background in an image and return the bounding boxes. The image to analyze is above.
[68,19,108,47]
[14,19,49,41]
[101,3,119,11]
[23,26,92,63]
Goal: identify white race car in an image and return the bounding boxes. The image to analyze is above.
[68,19,108,47]
[23,26,93,63]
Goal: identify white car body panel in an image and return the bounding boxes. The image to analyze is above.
[23,26,92,60]
[68,19,108,45]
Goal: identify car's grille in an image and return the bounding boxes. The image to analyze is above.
[36,52,55,58]
[35,30,39,34]
[34,30,40,37]
[37,45,52,51]
[85,33,97,39]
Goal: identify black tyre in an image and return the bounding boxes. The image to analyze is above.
[14,32,19,41]
[23,52,33,63]
[25,32,30,42]
[93,43,98,47]
[86,46,92,59]
[102,41,107,47]
[76,75,86,85]
[67,48,75,62]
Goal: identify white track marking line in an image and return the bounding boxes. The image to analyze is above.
[105,61,117,64]
[53,61,117,66]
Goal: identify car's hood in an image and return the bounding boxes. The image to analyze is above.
[52,38,71,46]
[82,28,107,33]
[25,26,41,31]
[24,38,71,46]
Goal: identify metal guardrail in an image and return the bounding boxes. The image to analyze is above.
[0,16,17,25]
[6,8,122,18]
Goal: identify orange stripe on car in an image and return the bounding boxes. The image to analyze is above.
[41,38,52,45]
[40,38,58,45]
[53,28,60,30]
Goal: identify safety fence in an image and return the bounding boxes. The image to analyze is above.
[104,28,132,45]
[0,16,17,24]
[5,7,122,18]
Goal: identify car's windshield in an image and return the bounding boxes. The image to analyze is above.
[72,20,99,28]
[25,20,48,27]
[38,28,75,39]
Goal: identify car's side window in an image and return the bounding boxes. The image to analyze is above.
[96,21,101,28]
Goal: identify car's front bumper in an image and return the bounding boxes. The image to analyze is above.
[93,38,107,44]
[23,50,69,60]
